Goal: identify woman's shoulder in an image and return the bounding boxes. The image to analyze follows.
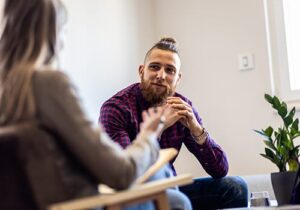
[32,70,75,103]
[34,69,68,83]
[33,70,71,90]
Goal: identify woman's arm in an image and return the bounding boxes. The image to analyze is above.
[33,70,160,190]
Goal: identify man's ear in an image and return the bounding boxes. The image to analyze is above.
[176,72,182,85]
[138,65,144,78]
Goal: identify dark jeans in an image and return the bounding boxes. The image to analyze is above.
[179,176,248,210]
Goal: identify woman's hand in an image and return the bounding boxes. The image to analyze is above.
[140,107,166,136]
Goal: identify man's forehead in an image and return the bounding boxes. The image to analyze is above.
[146,49,181,68]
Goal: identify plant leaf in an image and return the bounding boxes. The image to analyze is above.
[272,96,281,110]
[260,153,285,171]
[275,130,282,148]
[265,148,275,159]
[264,126,274,137]
[260,154,276,164]
[291,119,299,136]
[292,132,300,140]
[290,147,299,159]
[254,129,273,141]
[284,116,293,127]
[278,145,289,161]
[291,127,298,137]
[292,118,299,130]
[280,129,292,150]
[278,103,288,118]
[288,107,296,119]
[263,140,276,150]
[288,159,299,171]
[264,94,273,104]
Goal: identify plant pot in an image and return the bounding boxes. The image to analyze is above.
[271,171,297,206]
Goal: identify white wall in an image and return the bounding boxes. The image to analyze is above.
[0,0,288,176]
[60,0,156,122]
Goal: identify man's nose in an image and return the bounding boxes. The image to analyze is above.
[156,68,166,80]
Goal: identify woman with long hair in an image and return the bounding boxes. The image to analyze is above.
[0,0,191,209]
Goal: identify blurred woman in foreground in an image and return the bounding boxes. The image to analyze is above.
[0,0,191,209]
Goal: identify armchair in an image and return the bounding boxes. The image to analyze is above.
[0,124,193,210]
[49,174,192,210]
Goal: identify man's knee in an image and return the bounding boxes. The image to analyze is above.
[223,176,248,196]
[220,176,248,207]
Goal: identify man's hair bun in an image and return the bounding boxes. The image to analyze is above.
[144,36,180,62]
[159,37,177,45]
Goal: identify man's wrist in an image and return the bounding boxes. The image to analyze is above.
[191,127,208,145]
[191,127,204,137]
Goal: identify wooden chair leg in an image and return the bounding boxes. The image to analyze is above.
[153,191,170,210]
[105,205,122,210]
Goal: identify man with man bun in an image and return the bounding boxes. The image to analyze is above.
[100,37,248,210]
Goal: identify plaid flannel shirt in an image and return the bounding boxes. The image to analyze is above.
[100,83,228,178]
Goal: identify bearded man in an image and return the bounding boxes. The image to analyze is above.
[99,37,248,210]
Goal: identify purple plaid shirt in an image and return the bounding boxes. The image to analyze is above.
[100,83,228,178]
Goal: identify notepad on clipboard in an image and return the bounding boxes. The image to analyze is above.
[99,148,178,194]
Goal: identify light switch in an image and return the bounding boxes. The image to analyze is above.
[238,53,254,71]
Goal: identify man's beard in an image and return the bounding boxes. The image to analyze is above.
[140,78,175,105]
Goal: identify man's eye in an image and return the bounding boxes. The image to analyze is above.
[166,68,176,74]
[149,65,160,70]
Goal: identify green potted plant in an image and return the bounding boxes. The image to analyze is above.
[255,94,300,172]
[255,93,300,205]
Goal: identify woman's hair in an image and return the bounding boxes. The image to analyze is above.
[0,0,67,125]
[144,37,179,63]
